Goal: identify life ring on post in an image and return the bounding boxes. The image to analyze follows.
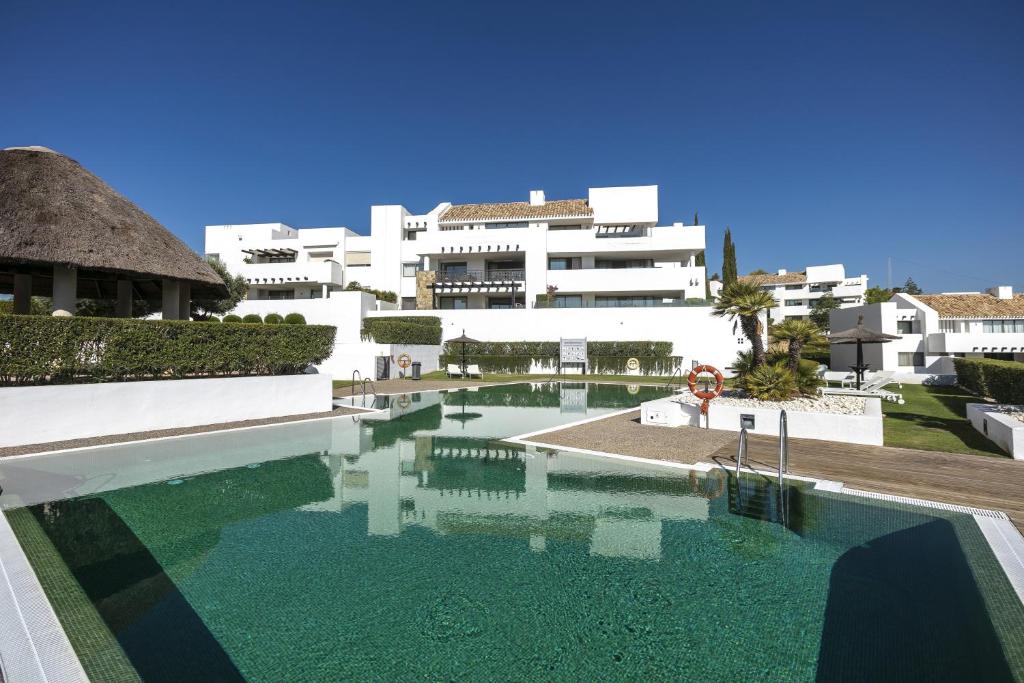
[397,353,412,369]
[687,364,725,418]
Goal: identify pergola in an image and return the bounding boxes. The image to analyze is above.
[0,146,225,318]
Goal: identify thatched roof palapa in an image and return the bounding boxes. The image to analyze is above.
[0,146,224,296]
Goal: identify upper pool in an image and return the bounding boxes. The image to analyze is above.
[0,382,1021,682]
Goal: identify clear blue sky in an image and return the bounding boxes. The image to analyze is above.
[2,0,1021,293]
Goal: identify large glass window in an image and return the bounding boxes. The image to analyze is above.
[439,262,468,276]
[402,262,422,277]
[439,297,468,310]
[554,295,583,308]
[784,299,804,306]
[267,290,295,300]
[595,295,660,308]
[594,259,654,269]
[982,319,1024,333]
[898,352,925,367]
[896,320,915,334]
[548,257,581,270]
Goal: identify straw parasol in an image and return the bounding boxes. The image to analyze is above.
[828,315,902,389]
[448,329,480,374]
[0,146,225,313]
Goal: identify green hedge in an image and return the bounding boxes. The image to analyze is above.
[0,315,336,385]
[361,316,442,345]
[439,341,680,375]
[284,313,306,325]
[953,357,1024,404]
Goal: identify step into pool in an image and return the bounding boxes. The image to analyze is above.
[1,382,1022,682]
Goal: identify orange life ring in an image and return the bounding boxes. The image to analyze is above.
[688,364,725,401]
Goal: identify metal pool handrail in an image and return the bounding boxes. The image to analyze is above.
[361,378,378,406]
[664,366,684,389]
[351,370,362,398]
[778,409,789,487]
[735,427,748,483]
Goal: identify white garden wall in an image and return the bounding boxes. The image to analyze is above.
[967,404,1024,459]
[640,395,883,446]
[0,374,333,448]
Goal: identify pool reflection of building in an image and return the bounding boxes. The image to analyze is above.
[307,425,717,560]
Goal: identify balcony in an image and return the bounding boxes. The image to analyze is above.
[434,269,525,284]
[240,260,344,286]
[546,224,704,254]
[546,266,701,294]
[927,332,1024,354]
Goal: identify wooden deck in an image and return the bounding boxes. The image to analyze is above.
[528,410,1024,533]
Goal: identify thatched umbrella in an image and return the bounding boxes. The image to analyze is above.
[828,315,901,389]
[448,330,480,375]
[0,146,225,317]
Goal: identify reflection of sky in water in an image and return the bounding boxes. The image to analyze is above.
[1,383,1022,682]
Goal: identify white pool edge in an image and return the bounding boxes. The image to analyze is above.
[0,509,88,683]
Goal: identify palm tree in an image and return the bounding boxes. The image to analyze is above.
[712,282,776,367]
[772,319,821,372]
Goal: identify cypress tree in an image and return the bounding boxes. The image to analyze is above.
[722,228,738,287]
[693,211,699,226]
[695,249,709,299]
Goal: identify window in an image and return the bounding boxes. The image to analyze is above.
[402,262,422,277]
[595,295,661,308]
[439,262,467,276]
[554,295,583,308]
[784,284,803,291]
[594,259,654,269]
[784,299,803,307]
[439,297,468,310]
[898,352,925,367]
[487,297,523,309]
[267,290,295,300]
[310,288,323,299]
[401,297,417,310]
[896,320,915,334]
[983,319,1024,333]
[486,221,528,230]
[548,257,581,270]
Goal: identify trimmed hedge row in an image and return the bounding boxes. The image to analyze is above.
[361,316,442,345]
[953,357,1024,404]
[0,315,336,385]
[439,341,680,375]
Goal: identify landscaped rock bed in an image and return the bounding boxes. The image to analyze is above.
[990,405,1024,424]
[671,389,867,415]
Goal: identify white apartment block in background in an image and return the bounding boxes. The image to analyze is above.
[830,285,1024,381]
[206,185,706,310]
[740,264,868,321]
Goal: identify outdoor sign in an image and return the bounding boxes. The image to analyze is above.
[559,338,587,373]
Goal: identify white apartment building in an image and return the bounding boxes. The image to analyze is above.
[739,264,868,321]
[206,185,758,378]
[206,185,706,310]
[830,285,1024,381]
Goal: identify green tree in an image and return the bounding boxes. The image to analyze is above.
[694,250,709,299]
[864,286,892,304]
[809,293,841,330]
[748,268,769,276]
[902,277,923,295]
[693,211,699,226]
[721,228,737,286]
[192,256,249,320]
[773,319,822,373]
[713,281,775,367]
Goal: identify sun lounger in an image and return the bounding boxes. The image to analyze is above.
[819,385,905,404]
[446,363,463,378]
[466,364,483,378]
[821,371,856,387]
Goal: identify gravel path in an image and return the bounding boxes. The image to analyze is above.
[990,405,1024,423]
[672,389,867,415]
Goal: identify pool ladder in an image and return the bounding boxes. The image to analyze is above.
[733,410,791,526]
[350,370,378,408]
[664,366,684,390]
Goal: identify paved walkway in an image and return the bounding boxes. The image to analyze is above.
[526,409,1024,533]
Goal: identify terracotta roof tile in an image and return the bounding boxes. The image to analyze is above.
[739,272,807,286]
[439,198,592,223]
[915,293,1024,318]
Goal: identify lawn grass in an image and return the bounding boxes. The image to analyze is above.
[882,383,1006,457]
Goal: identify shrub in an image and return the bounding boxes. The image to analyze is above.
[953,357,1024,404]
[437,341,680,375]
[362,316,441,345]
[792,358,825,396]
[222,314,242,323]
[0,315,337,385]
[283,313,307,325]
[207,316,221,323]
[744,364,797,401]
[345,281,398,303]
[264,313,284,324]
[241,314,263,324]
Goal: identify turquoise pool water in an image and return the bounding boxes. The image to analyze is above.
[1,382,1022,682]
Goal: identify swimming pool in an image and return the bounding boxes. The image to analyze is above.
[1,382,1022,682]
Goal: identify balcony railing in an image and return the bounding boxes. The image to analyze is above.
[435,269,525,283]
[533,298,709,309]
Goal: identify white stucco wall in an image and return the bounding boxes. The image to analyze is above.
[966,404,1024,459]
[0,375,333,448]
[640,395,883,446]
[367,306,756,376]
